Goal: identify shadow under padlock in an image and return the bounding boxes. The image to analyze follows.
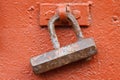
[30,11,97,74]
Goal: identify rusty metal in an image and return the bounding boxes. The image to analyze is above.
[48,13,83,49]
[30,10,97,74]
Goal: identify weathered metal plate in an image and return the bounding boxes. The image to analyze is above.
[40,3,92,26]
[30,38,97,74]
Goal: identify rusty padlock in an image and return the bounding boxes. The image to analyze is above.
[30,12,97,74]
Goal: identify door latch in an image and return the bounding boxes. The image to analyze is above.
[30,4,97,74]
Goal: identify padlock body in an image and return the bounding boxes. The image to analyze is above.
[30,38,97,74]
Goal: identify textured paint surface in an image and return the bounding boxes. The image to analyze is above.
[0,0,120,80]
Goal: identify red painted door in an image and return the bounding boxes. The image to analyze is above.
[0,0,120,80]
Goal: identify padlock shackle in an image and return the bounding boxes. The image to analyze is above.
[48,12,83,49]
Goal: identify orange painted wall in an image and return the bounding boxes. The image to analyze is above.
[0,0,120,80]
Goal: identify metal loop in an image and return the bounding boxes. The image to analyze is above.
[48,13,83,49]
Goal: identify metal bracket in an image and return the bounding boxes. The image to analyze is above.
[39,2,92,26]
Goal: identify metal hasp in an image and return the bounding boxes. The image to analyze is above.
[40,2,92,26]
[30,4,97,74]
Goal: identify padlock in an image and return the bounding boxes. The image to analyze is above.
[30,12,97,74]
